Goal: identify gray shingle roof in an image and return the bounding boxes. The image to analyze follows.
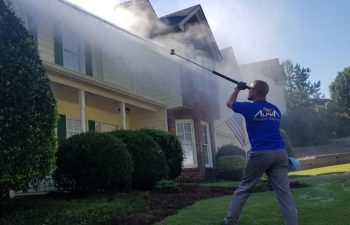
[159,5,200,25]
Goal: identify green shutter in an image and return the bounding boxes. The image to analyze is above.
[54,24,63,66]
[88,120,95,132]
[85,43,93,76]
[57,114,66,146]
[27,15,37,41]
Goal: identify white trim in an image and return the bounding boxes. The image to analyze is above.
[201,121,213,168]
[78,90,86,132]
[175,119,197,168]
[120,102,126,130]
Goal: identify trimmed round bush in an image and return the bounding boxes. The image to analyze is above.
[109,130,169,190]
[139,128,183,179]
[53,132,133,194]
[214,156,247,181]
[216,144,246,160]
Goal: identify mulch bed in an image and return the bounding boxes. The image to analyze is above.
[113,184,234,225]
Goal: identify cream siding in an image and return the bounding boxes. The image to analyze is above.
[91,48,103,80]
[37,20,55,63]
[102,54,134,90]
[128,110,167,131]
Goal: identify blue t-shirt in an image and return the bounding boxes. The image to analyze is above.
[232,100,285,152]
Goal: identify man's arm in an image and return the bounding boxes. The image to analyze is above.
[226,88,240,109]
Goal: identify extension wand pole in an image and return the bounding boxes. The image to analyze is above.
[170,49,251,89]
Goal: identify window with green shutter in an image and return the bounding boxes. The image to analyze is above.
[54,24,63,66]
[88,120,96,132]
[57,114,66,146]
[85,42,93,76]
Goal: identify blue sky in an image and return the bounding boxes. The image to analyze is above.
[68,0,350,98]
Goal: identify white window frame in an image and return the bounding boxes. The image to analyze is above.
[201,121,213,168]
[66,117,82,138]
[62,26,85,73]
[175,119,197,168]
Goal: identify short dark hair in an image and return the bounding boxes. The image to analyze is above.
[253,80,269,96]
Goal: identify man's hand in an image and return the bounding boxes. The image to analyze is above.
[226,88,240,109]
[237,81,247,90]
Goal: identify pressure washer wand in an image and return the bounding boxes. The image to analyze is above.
[170,49,251,90]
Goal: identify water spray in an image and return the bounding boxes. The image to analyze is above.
[170,49,251,90]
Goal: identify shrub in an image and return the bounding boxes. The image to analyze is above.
[139,128,183,179]
[214,156,247,181]
[109,130,168,190]
[53,132,133,194]
[280,129,295,157]
[154,180,181,193]
[216,144,246,161]
[0,1,56,197]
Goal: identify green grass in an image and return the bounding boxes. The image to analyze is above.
[154,174,350,225]
[0,194,148,225]
[289,163,350,176]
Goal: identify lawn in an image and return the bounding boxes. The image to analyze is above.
[2,165,349,225]
[154,173,350,225]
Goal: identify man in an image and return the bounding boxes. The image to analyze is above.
[222,80,298,225]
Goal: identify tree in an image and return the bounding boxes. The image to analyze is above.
[282,59,322,110]
[0,0,56,197]
[281,60,330,147]
[330,67,350,114]
[329,67,350,137]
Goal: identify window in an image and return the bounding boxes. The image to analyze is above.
[62,27,84,73]
[176,120,197,168]
[201,121,213,167]
[54,24,92,75]
[66,117,82,138]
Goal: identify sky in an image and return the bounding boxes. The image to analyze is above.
[66,0,350,98]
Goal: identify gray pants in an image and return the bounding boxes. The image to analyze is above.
[223,150,298,225]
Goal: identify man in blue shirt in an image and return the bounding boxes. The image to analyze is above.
[221,80,298,225]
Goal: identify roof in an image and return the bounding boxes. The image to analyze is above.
[159,5,200,26]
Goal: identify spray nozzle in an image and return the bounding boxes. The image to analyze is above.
[170,49,175,55]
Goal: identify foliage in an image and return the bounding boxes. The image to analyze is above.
[154,180,181,193]
[280,129,295,157]
[0,1,56,197]
[0,194,148,225]
[214,156,247,181]
[281,60,331,147]
[329,67,350,114]
[53,132,133,194]
[216,144,246,161]
[139,128,184,179]
[328,67,350,137]
[282,59,322,109]
[109,130,168,190]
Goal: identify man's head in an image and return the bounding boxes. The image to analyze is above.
[248,80,269,101]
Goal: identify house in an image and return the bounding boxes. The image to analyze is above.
[240,58,287,113]
[9,0,287,184]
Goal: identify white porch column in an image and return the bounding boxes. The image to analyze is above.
[79,89,86,132]
[120,102,126,130]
